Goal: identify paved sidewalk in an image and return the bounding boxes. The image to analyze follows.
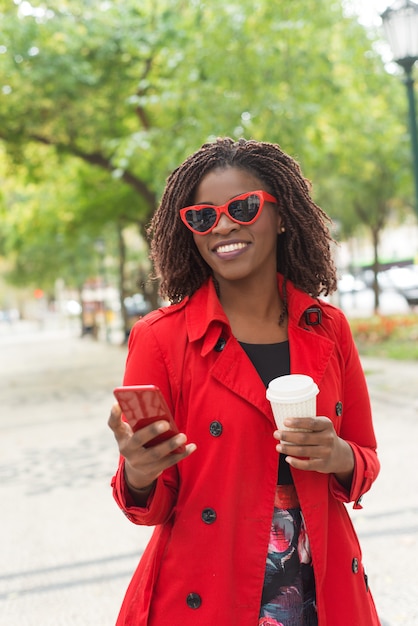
[0,323,148,626]
[350,355,418,626]
[0,321,417,625]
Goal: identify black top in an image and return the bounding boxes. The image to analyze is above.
[239,340,293,485]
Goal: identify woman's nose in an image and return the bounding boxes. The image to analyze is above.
[212,212,239,234]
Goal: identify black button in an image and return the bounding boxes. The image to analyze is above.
[214,337,226,352]
[201,508,217,524]
[209,421,223,437]
[352,557,359,574]
[335,401,343,417]
[186,592,202,609]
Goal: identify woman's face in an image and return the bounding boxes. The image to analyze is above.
[191,167,283,286]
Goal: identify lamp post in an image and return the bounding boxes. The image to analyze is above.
[382,0,418,219]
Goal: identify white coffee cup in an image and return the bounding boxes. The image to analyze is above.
[266,374,319,431]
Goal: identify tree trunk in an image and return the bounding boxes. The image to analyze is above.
[371,227,380,315]
[117,224,130,342]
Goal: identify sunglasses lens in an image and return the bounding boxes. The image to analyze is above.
[229,194,261,222]
[184,207,218,233]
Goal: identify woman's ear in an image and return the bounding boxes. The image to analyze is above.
[277,216,285,234]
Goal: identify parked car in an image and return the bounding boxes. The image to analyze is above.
[380,266,418,308]
[124,293,152,318]
[337,273,366,294]
[361,265,418,308]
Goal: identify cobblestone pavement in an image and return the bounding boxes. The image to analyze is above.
[0,319,417,625]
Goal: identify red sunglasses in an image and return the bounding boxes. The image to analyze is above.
[179,190,278,235]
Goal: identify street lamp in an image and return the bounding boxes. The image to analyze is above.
[381,0,418,219]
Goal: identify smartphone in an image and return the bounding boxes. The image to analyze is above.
[113,384,185,453]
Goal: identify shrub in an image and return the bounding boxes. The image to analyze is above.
[349,314,418,360]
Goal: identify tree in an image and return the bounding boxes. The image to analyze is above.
[296,14,412,312]
[0,0,412,318]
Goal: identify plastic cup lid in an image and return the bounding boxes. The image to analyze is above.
[266,374,319,403]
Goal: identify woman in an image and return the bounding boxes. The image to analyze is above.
[108,137,381,626]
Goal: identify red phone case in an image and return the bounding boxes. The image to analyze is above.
[113,385,185,453]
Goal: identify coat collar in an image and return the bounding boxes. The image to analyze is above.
[184,275,331,345]
[279,276,335,384]
[183,275,335,417]
[185,278,232,357]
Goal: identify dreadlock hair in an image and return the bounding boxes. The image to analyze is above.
[148,137,337,304]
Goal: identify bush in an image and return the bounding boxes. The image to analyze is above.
[349,314,418,360]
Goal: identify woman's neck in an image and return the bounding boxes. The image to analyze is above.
[215,276,288,344]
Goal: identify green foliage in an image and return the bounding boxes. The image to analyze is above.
[0,148,121,290]
[0,0,413,295]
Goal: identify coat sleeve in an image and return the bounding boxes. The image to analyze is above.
[328,311,380,509]
[110,318,179,525]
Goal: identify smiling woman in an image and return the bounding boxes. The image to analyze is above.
[108,137,381,626]
[188,168,283,303]
[150,138,338,305]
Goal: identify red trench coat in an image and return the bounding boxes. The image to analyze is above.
[111,276,381,626]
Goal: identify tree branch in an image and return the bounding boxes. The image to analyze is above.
[135,56,153,129]
[27,133,157,209]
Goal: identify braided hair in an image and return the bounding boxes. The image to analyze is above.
[149,137,337,303]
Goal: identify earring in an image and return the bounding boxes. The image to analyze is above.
[280,227,285,233]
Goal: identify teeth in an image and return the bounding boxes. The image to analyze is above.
[216,242,247,253]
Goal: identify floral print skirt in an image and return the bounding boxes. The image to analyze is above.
[259,485,318,626]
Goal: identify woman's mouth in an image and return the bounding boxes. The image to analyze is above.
[214,242,248,254]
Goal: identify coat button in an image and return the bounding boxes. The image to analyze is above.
[209,421,223,437]
[352,557,359,574]
[214,337,226,352]
[186,592,202,609]
[335,401,343,416]
[201,507,217,524]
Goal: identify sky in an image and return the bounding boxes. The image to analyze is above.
[345,0,392,27]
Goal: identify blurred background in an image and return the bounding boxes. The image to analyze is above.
[0,0,417,355]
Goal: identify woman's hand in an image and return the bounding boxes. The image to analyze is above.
[108,403,197,495]
[274,416,354,489]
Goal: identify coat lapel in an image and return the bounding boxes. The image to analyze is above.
[210,336,272,419]
[288,322,334,387]
[186,276,335,423]
[283,277,335,387]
